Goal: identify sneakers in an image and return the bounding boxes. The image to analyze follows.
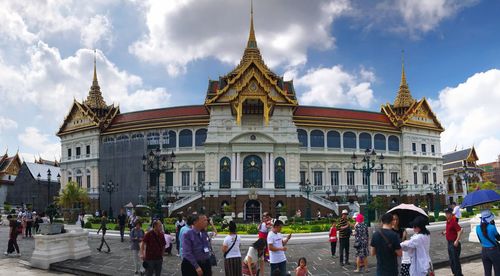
[4,252,9,256]
[15,253,21,257]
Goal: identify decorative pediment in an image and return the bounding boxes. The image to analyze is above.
[57,101,99,135]
[230,132,276,144]
[382,98,443,132]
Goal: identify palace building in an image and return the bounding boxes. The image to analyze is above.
[57,7,446,219]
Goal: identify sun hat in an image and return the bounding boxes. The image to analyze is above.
[355,213,364,223]
[481,209,495,224]
[342,209,348,214]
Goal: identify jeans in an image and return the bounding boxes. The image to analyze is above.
[119,225,125,241]
[181,259,212,276]
[447,240,463,276]
[25,221,33,237]
[131,250,143,273]
[7,237,19,254]
[481,247,500,276]
[270,261,286,276]
[339,237,350,264]
[145,259,163,276]
[330,241,337,256]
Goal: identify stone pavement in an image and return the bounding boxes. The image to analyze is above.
[0,222,485,276]
[0,258,72,276]
[435,260,485,276]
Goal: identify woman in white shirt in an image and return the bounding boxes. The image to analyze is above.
[222,221,242,276]
[242,238,267,276]
[400,216,431,276]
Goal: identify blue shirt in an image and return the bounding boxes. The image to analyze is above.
[182,228,210,269]
[476,224,499,248]
[178,225,191,258]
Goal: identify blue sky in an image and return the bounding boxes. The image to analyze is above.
[1,0,500,163]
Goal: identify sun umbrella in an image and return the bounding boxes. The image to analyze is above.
[387,203,429,228]
[123,202,134,208]
[461,189,500,208]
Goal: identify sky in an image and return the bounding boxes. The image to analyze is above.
[0,0,500,164]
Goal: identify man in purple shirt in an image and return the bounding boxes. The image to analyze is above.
[181,214,211,276]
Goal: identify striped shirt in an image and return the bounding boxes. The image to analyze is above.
[337,217,350,238]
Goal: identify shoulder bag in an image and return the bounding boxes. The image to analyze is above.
[477,230,500,252]
[224,235,238,259]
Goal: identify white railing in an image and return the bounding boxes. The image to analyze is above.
[168,193,201,216]
[305,193,339,215]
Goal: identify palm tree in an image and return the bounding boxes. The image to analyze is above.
[57,181,90,221]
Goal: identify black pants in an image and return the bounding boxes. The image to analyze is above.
[330,241,337,256]
[34,223,39,234]
[145,259,163,276]
[447,240,463,276]
[339,237,349,264]
[481,247,500,276]
[98,230,110,252]
[119,225,125,241]
[7,237,19,254]
[181,258,212,276]
[165,244,172,255]
[25,221,33,237]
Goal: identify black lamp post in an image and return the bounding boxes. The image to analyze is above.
[101,180,118,219]
[36,169,61,209]
[392,177,409,202]
[300,179,313,221]
[142,147,175,222]
[195,181,211,214]
[345,187,350,203]
[431,181,444,218]
[351,148,384,225]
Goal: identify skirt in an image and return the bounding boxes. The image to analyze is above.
[224,257,242,276]
[401,263,411,276]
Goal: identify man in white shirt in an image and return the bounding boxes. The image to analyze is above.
[452,202,461,222]
[267,220,291,276]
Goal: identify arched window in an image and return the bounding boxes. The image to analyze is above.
[274,157,285,189]
[388,135,400,152]
[103,137,115,143]
[162,130,176,148]
[116,135,129,142]
[179,129,193,148]
[76,169,82,187]
[359,132,372,150]
[343,132,356,149]
[447,176,454,193]
[131,133,144,140]
[310,130,324,148]
[327,131,340,148]
[195,129,207,147]
[147,132,160,149]
[374,134,386,151]
[219,157,231,189]
[67,171,72,182]
[86,169,91,189]
[297,129,308,147]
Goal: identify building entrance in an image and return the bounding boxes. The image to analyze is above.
[245,200,261,222]
[243,155,262,188]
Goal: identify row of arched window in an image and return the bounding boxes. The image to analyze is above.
[219,156,286,189]
[103,129,208,148]
[297,129,400,152]
[66,169,91,189]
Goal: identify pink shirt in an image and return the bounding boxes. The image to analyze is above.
[295,266,308,276]
[164,234,174,248]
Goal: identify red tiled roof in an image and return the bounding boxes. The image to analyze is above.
[112,105,209,124]
[294,106,392,124]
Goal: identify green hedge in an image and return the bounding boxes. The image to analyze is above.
[438,215,446,222]
[428,216,436,223]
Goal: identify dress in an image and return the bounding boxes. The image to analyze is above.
[354,222,369,258]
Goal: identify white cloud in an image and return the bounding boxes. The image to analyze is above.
[434,69,500,163]
[0,116,18,132]
[80,15,113,49]
[129,0,351,76]
[296,66,375,108]
[18,127,61,160]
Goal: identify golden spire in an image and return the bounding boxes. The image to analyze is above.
[393,50,415,110]
[84,49,108,111]
[247,0,257,49]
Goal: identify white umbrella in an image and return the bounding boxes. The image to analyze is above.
[387,203,428,228]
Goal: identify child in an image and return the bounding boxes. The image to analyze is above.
[295,257,309,276]
[329,220,337,257]
[164,230,174,255]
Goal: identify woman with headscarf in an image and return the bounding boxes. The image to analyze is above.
[400,216,431,276]
[353,213,369,273]
[476,209,500,276]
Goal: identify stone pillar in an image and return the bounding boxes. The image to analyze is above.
[231,153,236,181]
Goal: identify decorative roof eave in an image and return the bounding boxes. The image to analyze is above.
[467,146,479,162]
[402,98,444,132]
[56,100,100,137]
[99,104,120,131]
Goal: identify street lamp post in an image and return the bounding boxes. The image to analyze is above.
[195,181,211,214]
[392,177,409,202]
[101,180,118,219]
[430,182,444,218]
[300,179,313,221]
[351,148,384,225]
[142,147,175,222]
[36,169,61,209]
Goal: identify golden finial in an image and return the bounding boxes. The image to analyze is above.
[247,0,257,49]
[393,49,414,109]
[400,49,407,87]
[93,49,98,85]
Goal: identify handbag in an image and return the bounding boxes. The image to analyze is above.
[209,241,217,266]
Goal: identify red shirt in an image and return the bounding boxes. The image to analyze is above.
[329,226,337,242]
[143,230,166,260]
[445,218,461,242]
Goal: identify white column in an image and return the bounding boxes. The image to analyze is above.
[236,153,241,181]
[270,152,274,181]
[264,153,269,182]
[324,162,328,187]
[231,153,236,181]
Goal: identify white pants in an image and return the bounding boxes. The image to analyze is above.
[131,249,144,273]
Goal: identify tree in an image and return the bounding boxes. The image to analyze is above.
[56,181,90,221]
[468,181,499,193]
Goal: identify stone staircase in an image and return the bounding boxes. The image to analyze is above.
[303,193,339,215]
[167,193,201,216]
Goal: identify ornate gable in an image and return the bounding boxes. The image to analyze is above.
[57,101,99,136]
[0,152,21,176]
[204,2,297,125]
[404,99,444,131]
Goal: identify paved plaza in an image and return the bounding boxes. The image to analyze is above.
[0,221,486,276]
